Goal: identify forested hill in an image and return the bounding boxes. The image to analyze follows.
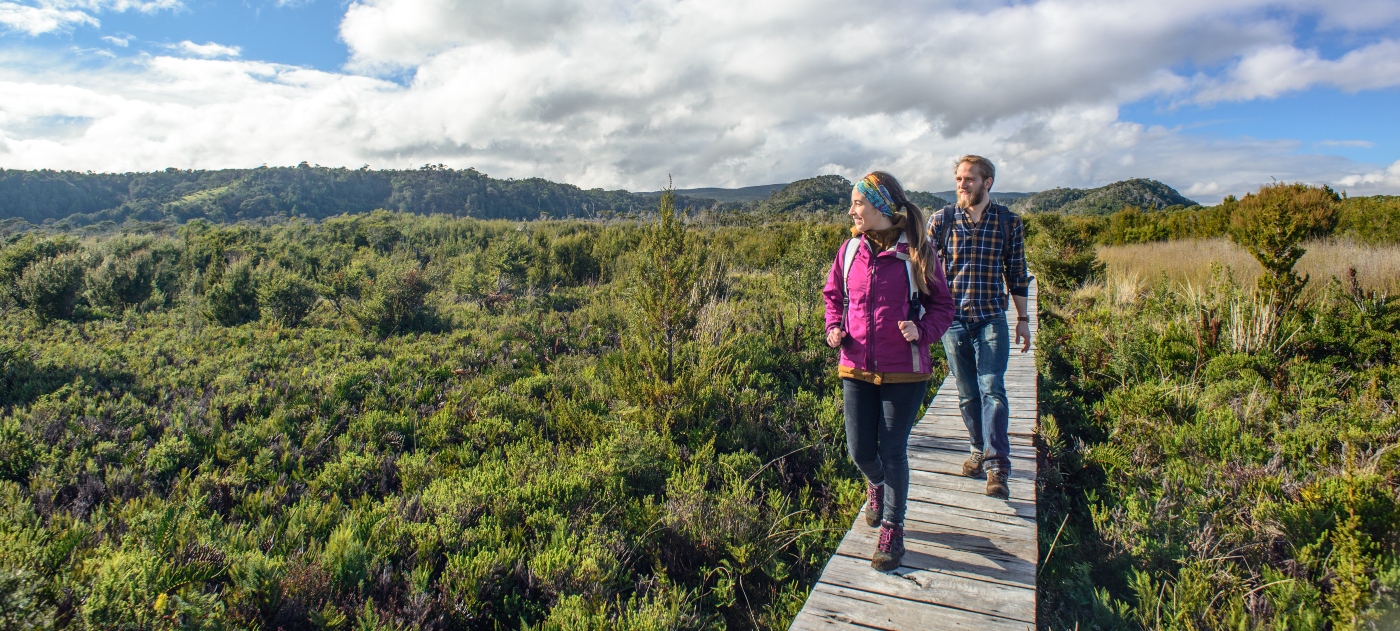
[0,164,719,228]
[0,167,951,229]
[1012,178,1197,215]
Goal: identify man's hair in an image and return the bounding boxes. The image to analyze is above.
[954,155,995,181]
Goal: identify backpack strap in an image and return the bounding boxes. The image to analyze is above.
[997,204,1014,263]
[936,205,955,262]
[840,237,863,330]
[896,233,924,372]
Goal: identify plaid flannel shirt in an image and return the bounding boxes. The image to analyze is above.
[929,203,1031,323]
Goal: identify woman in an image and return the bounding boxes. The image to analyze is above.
[822,172,955,571]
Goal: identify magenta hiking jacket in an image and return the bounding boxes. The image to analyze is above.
[823,237,956,375]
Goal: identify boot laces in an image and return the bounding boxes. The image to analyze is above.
[867,482,883,510]
[877,522,902,551]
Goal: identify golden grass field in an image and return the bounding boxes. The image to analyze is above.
[1097,238,1400,295]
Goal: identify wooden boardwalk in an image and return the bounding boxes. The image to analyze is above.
[791,283,1039,631]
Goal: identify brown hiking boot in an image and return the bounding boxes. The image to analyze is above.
[864,482,883,527]
[962,451,985,479]
[986,467,1010,499]
[871,521,904,571]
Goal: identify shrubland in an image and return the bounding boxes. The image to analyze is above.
[0,200,874,630]
[5,173,1397,630]
[1030,183,1400,630]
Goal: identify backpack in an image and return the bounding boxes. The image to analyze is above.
[932,204,1015,268]
[839,233,926,370]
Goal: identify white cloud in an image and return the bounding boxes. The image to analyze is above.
[174,40,240,58]
[0,0,1398,202]
[1336,160,1400,195]
[1195,39,1400,103]
[0,2,96,34]
[100,34,127,46]
[1318,140,1376,148]
[0,0,180,36]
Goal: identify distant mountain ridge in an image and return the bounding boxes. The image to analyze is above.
[0,166,1187,228]
[1012,178,1197,215]
[642,183,787,203]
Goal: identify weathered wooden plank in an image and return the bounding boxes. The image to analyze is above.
[815,554,1036,623]
[905,448,1036,479]
[838,524,1036,587]
[907,469,1036,502]
[791,584,1033,631]
[908,435,1037,461]
[903,497,1036,533]
[902,483,1036,519]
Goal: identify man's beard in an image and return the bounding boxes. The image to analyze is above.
[957,187,986,209]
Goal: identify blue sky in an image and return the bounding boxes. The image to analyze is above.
[1,0,1398,201]
[59,0,349,70]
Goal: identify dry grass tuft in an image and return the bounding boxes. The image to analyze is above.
[1097,238,1400,295]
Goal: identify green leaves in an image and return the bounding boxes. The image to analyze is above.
[203,258,260,326]
[1228,183,1341,307]
[256,264,319,327]
[17,253,85,323]
[0,212,859,631]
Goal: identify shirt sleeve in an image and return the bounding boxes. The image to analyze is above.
[1004,213,1031,298]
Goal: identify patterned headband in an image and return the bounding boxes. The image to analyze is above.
[854,174,897,218]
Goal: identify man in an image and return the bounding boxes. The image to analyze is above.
[928,155,1031,499]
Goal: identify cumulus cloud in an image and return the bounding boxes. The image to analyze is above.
[0,3,96,34]
[0,0,180,36]
[0,0,1398,200]
[1336,160,1400,195]
[1196,39,1400,103]
[174,40,240,58]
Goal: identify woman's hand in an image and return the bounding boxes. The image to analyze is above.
[826,328,846,347]
[898,321,919,342]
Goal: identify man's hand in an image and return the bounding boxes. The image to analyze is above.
[1015,319,1031,353]
[826,328,846,348]
[898,321,919,342]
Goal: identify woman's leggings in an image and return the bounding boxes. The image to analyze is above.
[843,378,930,525]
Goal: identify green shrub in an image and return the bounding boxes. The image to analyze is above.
[0,566,52,631]
[86,249,156,312]
[204,258,260,325]
[1228,182,1340,305]
[1026,212,1104,290]
[346,260,436,337]
[17,253,85,323]
[257,265,319,327]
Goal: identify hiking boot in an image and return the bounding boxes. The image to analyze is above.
[871,521,905,571]
[986,467,1010,500]
[962,450,985,479]
[864,482,884,527]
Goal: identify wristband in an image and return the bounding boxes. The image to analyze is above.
[1017,316,1029,322]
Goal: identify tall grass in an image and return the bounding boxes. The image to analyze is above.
[1097,238,1400,294]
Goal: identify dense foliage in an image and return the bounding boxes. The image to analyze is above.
[1012,179,1198,216]
[1030,193,1400,248]
[0,168,954,233]
[0,209,895,630]
[0,166,720,229]
[1031,216,1400,629]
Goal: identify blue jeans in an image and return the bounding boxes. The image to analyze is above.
[843,379,930,525]
[941,313,1011,472]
